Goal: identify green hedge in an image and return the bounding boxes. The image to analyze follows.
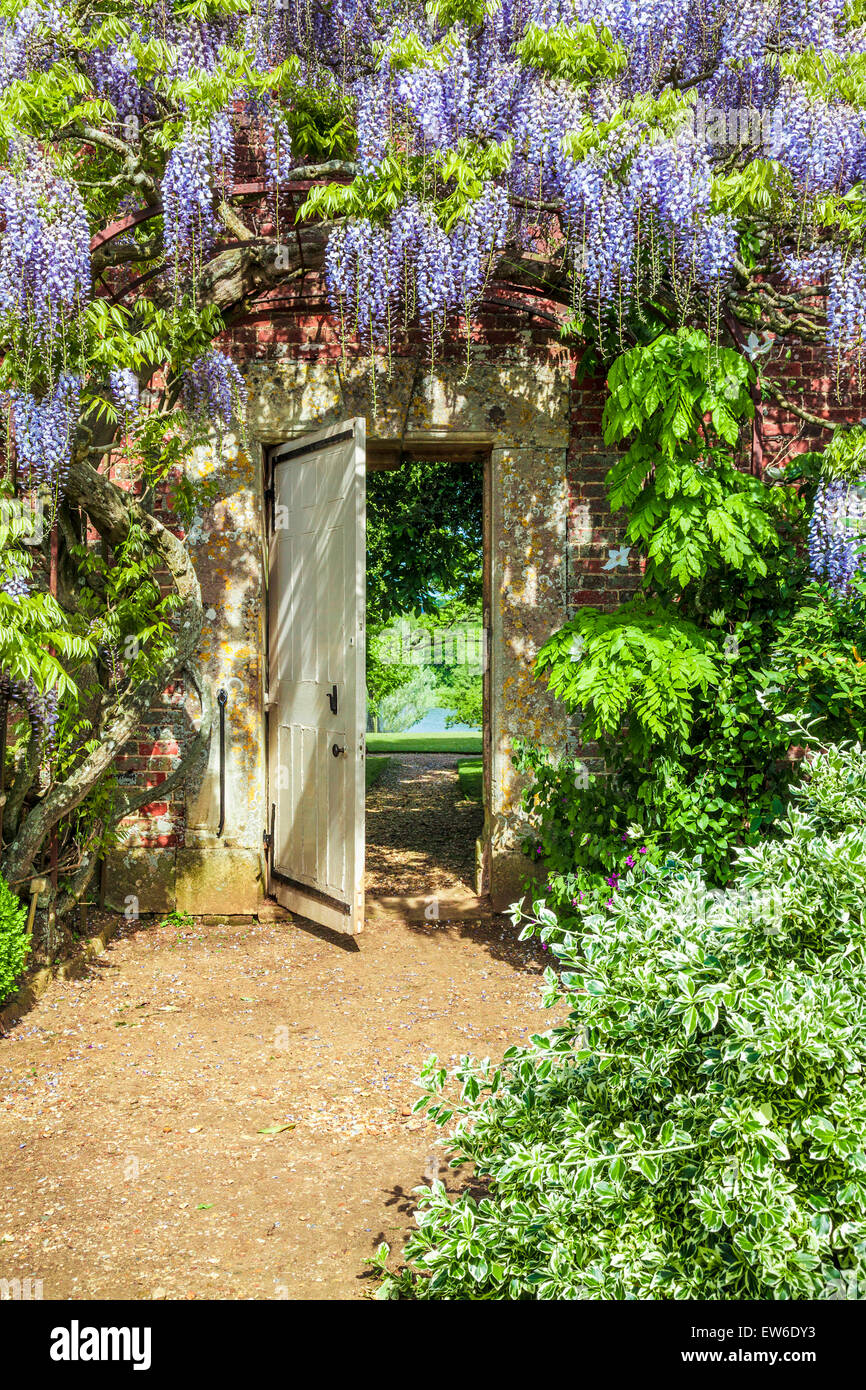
[0,874,29,1005]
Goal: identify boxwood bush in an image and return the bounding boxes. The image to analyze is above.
[378,744,866,1300]
[0,873,29,1004]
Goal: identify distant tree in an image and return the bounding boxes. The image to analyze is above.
[376,665,438,733]
[366,459,483,629]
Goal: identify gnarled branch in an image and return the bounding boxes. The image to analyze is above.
[1,458,204,886]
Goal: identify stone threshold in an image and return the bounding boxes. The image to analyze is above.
[364,892,492,923]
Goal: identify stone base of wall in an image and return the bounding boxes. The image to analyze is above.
[490,849,543,913]
[106,844,265,917]
[105,847,176,916]
[174,845,265,916]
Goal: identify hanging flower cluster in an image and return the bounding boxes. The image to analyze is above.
[1,558,30,602]
[262,107,293,188]
[356,29,522,170]
[161,124,222,268]
[769,86,866,196]
[87,34,145,122]
[165,16,225,79]
[0,161,90,347]
[809,478,866,594]
[8,373,82,495]
[182,350,246,428]
[325,186,509,344]
[559,124,737,308]
[0,0,64,87]
[0,673,59,757]
[780,0,850,53]
[109,368,141,426]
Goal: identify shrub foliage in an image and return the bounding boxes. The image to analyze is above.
[0,875,29,1004]
[379,746,866,1300]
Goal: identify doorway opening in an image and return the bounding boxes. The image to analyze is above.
[363,445,490,914]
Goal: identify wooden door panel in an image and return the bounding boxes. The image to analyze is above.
[267,420,365,934]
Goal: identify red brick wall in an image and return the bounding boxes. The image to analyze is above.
[104,461,194,852]
[761,344,866,467]
[565,364,643,615]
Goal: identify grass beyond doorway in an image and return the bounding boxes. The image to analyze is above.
[365,754,390,790]
[366,732,482,754]
[456,757,483,802]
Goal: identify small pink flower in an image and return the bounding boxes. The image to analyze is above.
[625,854,635,868]
[639,846,648,855]
[606,898,614,907]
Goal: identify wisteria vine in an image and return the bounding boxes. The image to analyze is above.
[809,477,866,594]
[2,0,866,790]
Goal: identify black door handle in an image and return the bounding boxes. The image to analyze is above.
[332,743,346,758]
[327,684,338,715]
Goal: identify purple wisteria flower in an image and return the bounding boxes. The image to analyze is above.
[9,372,82,495]
[325,186,509,344]
[0,161,89,347]
[109,368,140,425]
[809,478,866,594]
[183,350,246,428]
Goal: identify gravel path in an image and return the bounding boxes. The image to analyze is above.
[364,753,483,899]
[0,908,558,1300]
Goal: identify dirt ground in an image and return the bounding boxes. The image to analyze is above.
[364,753,483,897]
[0,906,558,1300]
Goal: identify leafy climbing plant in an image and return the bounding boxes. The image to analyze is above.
[603,329,784,588]
[536,598,720,753]
[528,316,866,906]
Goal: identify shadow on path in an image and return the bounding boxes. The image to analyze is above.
[364,753,483,898]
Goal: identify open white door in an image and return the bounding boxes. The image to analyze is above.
[267,419,366,935]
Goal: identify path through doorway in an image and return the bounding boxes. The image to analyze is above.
[364,752,483,900]
[364,449,489,914]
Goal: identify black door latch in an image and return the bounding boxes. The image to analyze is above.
[217,688,228,838]
[327,684,338,715]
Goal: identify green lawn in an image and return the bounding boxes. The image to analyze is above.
[366,732,482,754]
[365,754,391,789]
[457,757,483,802]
